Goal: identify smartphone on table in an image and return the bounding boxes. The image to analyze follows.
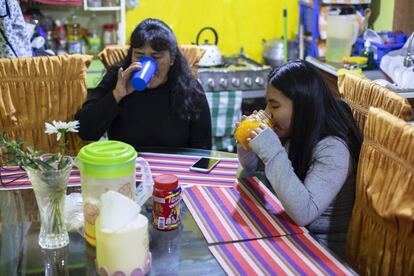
[189,157,220,173]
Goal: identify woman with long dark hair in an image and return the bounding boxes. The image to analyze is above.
[76,18,212,149]
[237,60,362,259]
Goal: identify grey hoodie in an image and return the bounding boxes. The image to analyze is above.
[238,128,355,260]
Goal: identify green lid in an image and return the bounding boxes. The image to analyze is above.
[76,140,137,178]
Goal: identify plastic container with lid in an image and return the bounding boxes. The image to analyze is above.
[152,174,181,231]
[325,7,359,62]
[234,110,273,150]
[76,140,137,246]
[103,24,117,46]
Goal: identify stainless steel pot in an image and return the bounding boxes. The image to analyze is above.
[262,39,298,67]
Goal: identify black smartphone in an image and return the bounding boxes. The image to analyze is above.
[189,157,220,173]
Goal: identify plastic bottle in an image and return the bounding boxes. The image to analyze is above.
[67,11,82,54]
[360,40,375,70]
[87,13,102,56]
[54,20,67,55]
[45,31,56,53]
[67,23,81,54]
[42,13,55,52]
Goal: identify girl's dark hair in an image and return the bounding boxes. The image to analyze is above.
[268,60,362,181]
[122,18,204,120]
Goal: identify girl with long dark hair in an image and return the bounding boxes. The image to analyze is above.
[76,18,212,150]
[237,60,362,259]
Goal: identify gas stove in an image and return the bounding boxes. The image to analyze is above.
[197,54,271,92]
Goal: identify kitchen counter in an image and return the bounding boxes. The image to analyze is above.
[305,56,414,104]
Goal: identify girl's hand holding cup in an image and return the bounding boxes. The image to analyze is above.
[234,110,273,150]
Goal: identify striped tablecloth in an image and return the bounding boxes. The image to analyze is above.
[136,152,238,188]
[209,233,353,275]
[182,176,306,244]
[0,152,239,190]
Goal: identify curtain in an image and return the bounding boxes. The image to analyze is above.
[347,107,414,275]
[0,54,92,157]
[337,72,412,133]
[98,45,205,77]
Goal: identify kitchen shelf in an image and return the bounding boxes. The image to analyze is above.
[84,6,121,11]
[83,0,126,45]
[22,0,126,47]
[298,0,370,58]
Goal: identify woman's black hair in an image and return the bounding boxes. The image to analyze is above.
[122,18,204,121]
[268,60,362,181]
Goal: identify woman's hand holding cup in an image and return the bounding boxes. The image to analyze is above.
[113,62,142,103]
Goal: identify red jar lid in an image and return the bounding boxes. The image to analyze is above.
[103,24,115,30]
[154,174,178,191]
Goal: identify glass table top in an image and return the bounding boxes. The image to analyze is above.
[0,148,236,276]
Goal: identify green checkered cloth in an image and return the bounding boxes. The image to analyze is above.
[205,91,243,151]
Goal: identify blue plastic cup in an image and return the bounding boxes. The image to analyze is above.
[131,57,158,91]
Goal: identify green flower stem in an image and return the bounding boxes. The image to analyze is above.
[40,185,66,235]
[59,132,66,170]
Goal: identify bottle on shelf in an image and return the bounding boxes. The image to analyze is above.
[103,24,118,47]
[67,11,82,54]
[103,0,119,7]
[87,13,102,56]
[45,31,56,54]
[360,40,375,70]
[67,23,82,54]
[88,0,102,8]
[54,19,67,55]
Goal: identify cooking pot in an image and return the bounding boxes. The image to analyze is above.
[262,39,298,67]
[196,27,223,67]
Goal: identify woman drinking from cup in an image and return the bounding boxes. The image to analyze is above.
[76,18,212,150]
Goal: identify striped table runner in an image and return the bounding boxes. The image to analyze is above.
[0,152,239,190]
[209,233,353,275]
[0,166,82,190]
[182,176,306,244]
[136,152,238,188]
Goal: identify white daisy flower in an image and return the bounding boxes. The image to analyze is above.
[45,120,80,141]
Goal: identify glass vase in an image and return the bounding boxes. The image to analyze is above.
[26,156,72,249]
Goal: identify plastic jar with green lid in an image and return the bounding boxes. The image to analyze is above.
[76,140,137,246]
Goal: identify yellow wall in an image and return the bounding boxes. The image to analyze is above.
[371,0,394,31]
[126,0,298,62]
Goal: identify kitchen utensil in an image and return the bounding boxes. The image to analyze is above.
[196,27,223,67]
[262,39,298,67]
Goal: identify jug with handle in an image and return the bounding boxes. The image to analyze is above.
[325,7,359,62]
[76,140,153,246]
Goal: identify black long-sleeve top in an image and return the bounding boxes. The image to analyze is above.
[75,66,212,150]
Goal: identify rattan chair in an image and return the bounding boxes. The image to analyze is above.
[338,73,412,134]
[0,55,92,159]
[347,107,414,275]
[98,45,205,77]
